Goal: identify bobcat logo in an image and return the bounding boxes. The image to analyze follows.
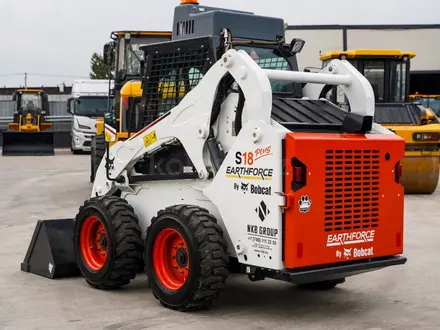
[298,195,312,213]
[241,182,249,193]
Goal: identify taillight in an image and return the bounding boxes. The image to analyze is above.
[395,161,402,183]
[291,158,306,191]
[412,132,440,142]
[293,166,304,182]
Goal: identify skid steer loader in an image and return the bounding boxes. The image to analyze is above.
[90,31,172,182]
[22,0,407,312]
[1,89,54,156]
[319,50,440,194]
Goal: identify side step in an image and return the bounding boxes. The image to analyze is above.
[21,219,80,279]
[245,256,407,284]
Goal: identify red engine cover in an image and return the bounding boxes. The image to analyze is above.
[283,132,405,269]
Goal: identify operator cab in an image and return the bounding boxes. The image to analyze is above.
[104,31,173,85]
[12,89,49,125]
[320,50,413,104]
[136,0,307,131]
[320,50,439,125]
[102,31,172,132]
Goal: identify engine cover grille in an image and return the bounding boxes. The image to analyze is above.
[324,149,380,232]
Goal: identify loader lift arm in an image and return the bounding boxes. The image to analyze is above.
[92,48,379,197]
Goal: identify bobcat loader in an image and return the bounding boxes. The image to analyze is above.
[21,0,407,312]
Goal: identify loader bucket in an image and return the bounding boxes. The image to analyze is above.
[1,131,55,156]
[21,219,80,279]
[400,156,440,194]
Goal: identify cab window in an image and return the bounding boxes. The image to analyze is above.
[233,45,293,93]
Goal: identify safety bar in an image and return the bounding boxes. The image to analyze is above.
[264,69,352,86]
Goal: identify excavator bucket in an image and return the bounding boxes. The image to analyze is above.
[1,131,55,156]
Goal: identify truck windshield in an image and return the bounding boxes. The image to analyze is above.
[20,93,42,110]
[75,97,113,117]
[233,45,293,93]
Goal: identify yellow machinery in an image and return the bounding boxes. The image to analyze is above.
[90,31,172,182]
[1,89,54,156]
[410,94,440,117]
[90,80,143,181]
[319,49,440,194]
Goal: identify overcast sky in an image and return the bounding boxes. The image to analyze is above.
[1,0,439,88]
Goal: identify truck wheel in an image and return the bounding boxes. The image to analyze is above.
[297,278,345,290]
[71,139,81,154]
[74,196,144,289]
[92,133,107,181]
[145,205,229,311]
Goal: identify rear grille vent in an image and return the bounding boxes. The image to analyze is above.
[324,149,380,232]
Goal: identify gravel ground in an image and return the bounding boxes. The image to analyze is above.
[0,150,439,330]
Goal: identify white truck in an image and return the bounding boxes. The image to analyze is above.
[67,79,114,153]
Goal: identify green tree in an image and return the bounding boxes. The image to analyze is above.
[89,52,113,79]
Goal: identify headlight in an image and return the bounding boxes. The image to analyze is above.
[413,132,440,141]
[79,124,91,130]
[76,119,91,130]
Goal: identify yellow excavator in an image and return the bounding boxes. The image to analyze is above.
[1,89,54,156]
[90,30,172,182]
[319,49,440,194]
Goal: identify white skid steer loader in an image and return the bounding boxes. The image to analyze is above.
[21,0,406,312]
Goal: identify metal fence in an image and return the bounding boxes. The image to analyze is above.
[0,100,72,131]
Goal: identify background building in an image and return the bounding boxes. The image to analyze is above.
[286,24,440,94]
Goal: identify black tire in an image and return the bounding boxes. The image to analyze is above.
[74,196,144,289]
[297,278,345,291]
[145,205,229,311]
[90,136,96,182]
[91,133,107,182]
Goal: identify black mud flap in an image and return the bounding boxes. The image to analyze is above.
[21,219,80,279]
[1,131,55,156]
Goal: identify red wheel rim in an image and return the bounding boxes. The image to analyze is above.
[80,216,108,271]
[152,228,190,291]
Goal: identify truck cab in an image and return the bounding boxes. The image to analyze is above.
[68,79,114,153]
